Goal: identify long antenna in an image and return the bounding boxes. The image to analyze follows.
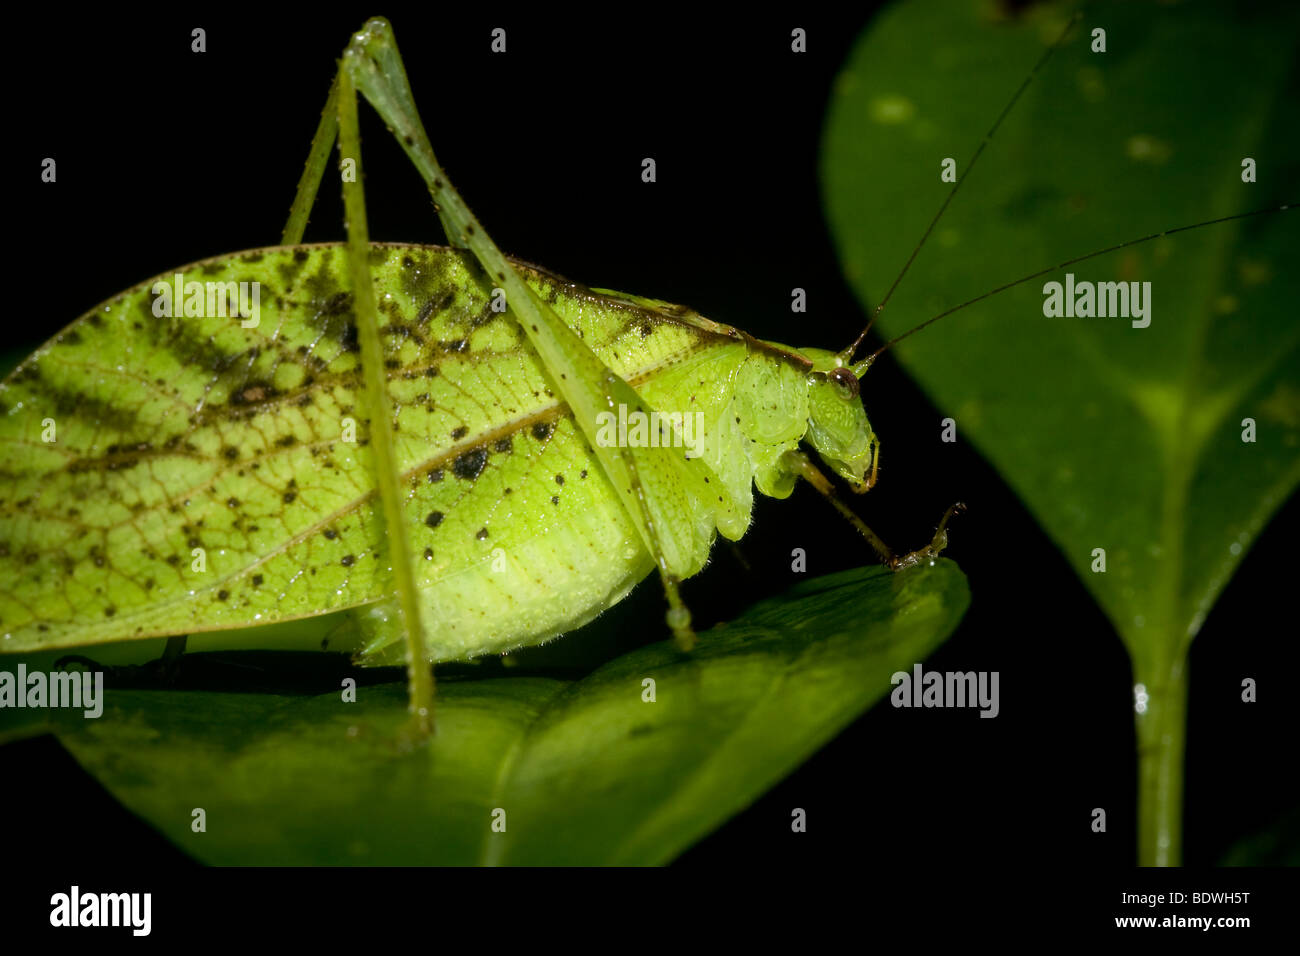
[840,9,1084,365]
[852,203,1296,374]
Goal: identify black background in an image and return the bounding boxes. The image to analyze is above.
[6,0,1297,894]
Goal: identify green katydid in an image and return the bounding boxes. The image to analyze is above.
[5,18,940,737]
[0,15,1288,742]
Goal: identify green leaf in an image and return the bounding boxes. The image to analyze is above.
[822,1,1298,672]
[29,562,967,865]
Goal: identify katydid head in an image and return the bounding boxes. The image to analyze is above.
[798,347,879,493]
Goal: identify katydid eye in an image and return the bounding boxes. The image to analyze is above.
[828,366,859,400]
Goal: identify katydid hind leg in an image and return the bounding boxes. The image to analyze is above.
[334,57,435,738]
[280,75,340,246]
[277,44,436,733]
[341,18,715,651]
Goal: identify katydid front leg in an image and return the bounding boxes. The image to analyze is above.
[781,449,964,570]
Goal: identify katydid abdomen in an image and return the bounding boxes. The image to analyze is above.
[0,243,854,663]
